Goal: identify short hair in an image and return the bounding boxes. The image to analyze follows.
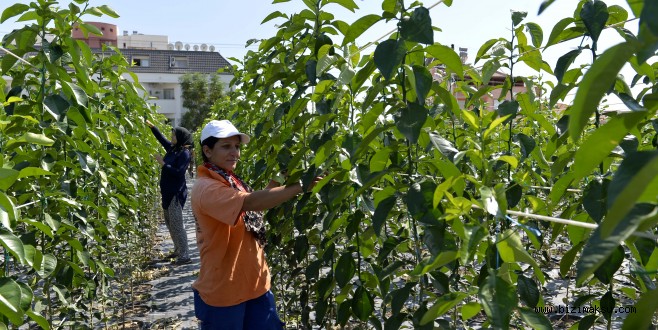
[200,136,220,162]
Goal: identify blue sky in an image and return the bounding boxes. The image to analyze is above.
[1,0,640,101]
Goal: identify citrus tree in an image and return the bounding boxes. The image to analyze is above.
[216,0,658,328]
[1,1,163,328]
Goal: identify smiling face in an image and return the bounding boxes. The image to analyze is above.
[203,135,241,171]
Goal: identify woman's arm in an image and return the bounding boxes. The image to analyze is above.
[243,176,322,211]
[146,120,172,152]
[242,184,303,211]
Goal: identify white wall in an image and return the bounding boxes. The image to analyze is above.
[122,72,233,126]
[118,34,169,50]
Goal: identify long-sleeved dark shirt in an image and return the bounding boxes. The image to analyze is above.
[150,126,191,209]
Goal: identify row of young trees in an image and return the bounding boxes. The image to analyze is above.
[0,0,656,328]
[211,0,658,328]
[1,1,165,328]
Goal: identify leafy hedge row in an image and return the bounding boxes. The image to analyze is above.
[216,0,658,329]
[1,1,163,328]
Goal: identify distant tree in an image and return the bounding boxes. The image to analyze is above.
[180,73,225,131]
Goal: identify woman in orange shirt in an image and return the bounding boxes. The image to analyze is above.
[191,120,319,329]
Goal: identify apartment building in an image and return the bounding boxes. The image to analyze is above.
[72,22,233,126]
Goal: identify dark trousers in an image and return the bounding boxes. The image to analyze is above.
[194,290,284,330]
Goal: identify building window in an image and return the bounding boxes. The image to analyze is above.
[163,89,175,100]
[132,55,150,67]
[170,56,188,68]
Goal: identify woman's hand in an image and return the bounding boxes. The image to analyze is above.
[154,154,165,166]
[265,180,280,190]
[146,119,154,128]
[302,176,323,193]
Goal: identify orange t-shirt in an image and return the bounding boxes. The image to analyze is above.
[191,166,271,307]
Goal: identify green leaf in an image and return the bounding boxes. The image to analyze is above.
[511,11,527,27]
[538,0,556,15]
[479,273,518,330]
[0,278,23,324]
[435,85,460,115]
[475,38,499,63]
[580,0,609,44]
[337,65,355,86]
[261,11,287,24]
[335,252,356,287]
[515,133,536,159]
[394,103,427,144]
[0,193,17,230]
[572,112,645,181]
[496,100,519,124]
[352,285,374,321]
[96,5,119,18]
[569,42,636,141]
[390,283,414,316]
[37,254,57,278]
[560,241,585,277]
[517,275,539,308]
[420,292,468,325]
[0,228,25,265]
[485,115,512,139]
[325,0,359,12]
[639,0,658,37]
[645,93,658,111]
[43,94,70,121]
[305,60,317,85]
[518,308,552,330]
[546,18,575,48]
[497,229,545,283]
[429,132,458,162]
[461,109,479,129]
[62,82,89,108]
[399,7,433,44]
[600,290,615,322]
[26,309,49,330]
[342,14,381,46]
[374,39,406,80]
[505,182,523,208]
[80,22,103,36]
[461,302,481,320]
[517,93,554,135]
[411,251,457,276]
[373,196,396,236]
[497,155,518,169]
[1,4,29,23]
[412,65,432,105]
[576,203,658,285]
[16,282,32,318]
[593,245,624,284]
[425,44,464,79]
[525,22,543,47]
[25,132,55,146]
[583,178,610,223]
[351,60,375,91]
[622,289,658,330]
[17,167,54,179]
[604,150,658,234]
[0,169,19,191]
[617,93,645,111]
[555,49,582,84]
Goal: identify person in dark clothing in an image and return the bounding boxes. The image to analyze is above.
[146,119,194,265]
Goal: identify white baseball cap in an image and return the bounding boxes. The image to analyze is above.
[200,120,251,144]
